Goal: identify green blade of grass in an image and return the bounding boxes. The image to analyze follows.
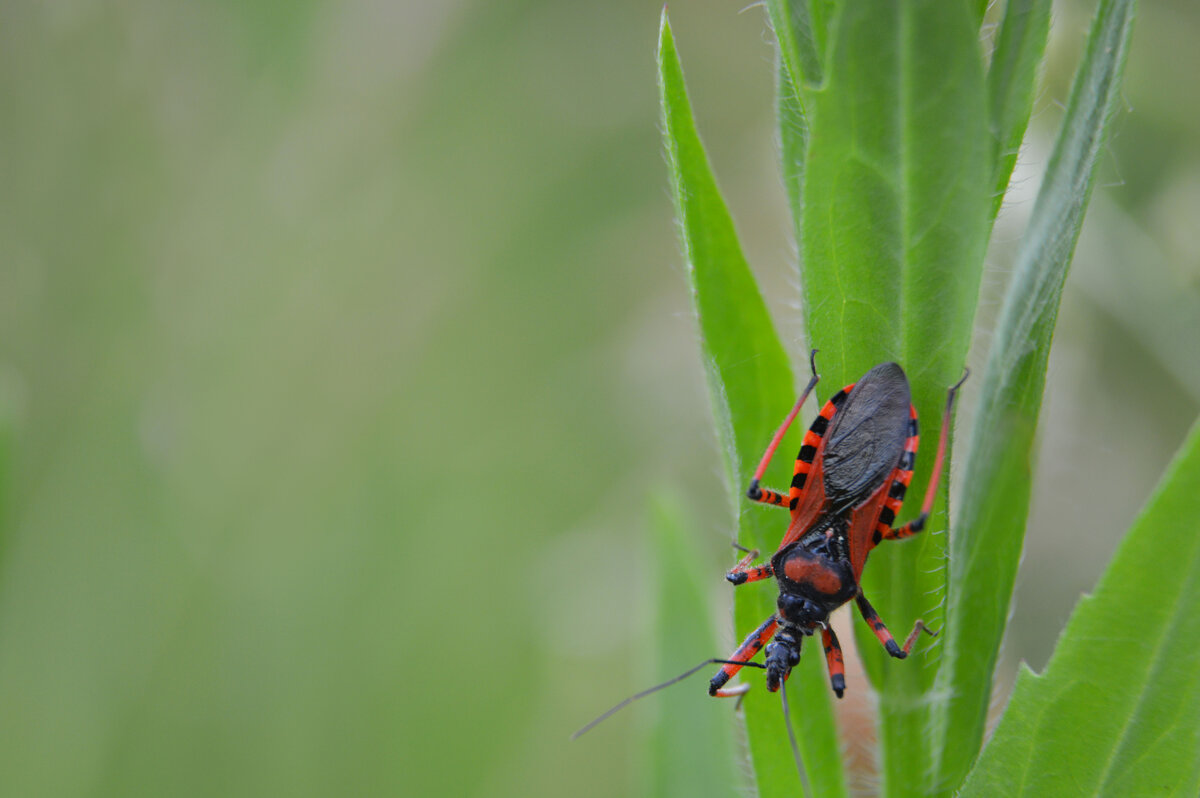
[797,2,991,794]
[643,495,742,798]
[930,0,1137,792]
[658,13,847,798]
[985,0,1052,220]
[959,417,1200,797]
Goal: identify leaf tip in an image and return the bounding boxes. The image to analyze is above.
[658,7,673,54]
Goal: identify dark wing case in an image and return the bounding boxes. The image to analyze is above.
[821,362,911,511]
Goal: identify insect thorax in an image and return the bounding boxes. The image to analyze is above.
[796,513,850,561]
[771,520,857,625]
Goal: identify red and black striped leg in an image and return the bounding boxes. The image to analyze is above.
[820,626,846,698]
[854,593,935,659]
[709,615,779,697]
[746,350,819,504]
[747,486,791,508]
[884,369,969,541]
[725,545,774,585]
[726,562,774,586]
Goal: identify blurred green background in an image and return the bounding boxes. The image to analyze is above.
[0,1,1197,796]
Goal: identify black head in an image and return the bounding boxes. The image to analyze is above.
[764,629,804,691]
[776,593,824,627]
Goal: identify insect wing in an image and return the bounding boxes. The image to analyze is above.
[821,363,911,512]
[846,478,893,581]
[775,453,828,552]
[774,385,850,552]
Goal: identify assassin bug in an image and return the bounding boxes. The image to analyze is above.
[709,353,965,700]
[574,352,966,738]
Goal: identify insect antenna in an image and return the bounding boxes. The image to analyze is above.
[778,678,814,798]
[571,659,766,740]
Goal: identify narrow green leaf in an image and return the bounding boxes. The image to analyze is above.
[657,17,793,524]
[658,14,847,798]
[985,0,1052,219]
[771,0,836,240]
[766,0,825,94]
[798,1,991,794]
[972,0,989,27]
[959,417,1200,797]
[930,0,1137,792]
[643,495,741,798]
[778,58,808,246]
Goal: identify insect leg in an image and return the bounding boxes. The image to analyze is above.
[748,486,791,508]
[900,619,938,653]
[854,593,935,658]
[725,562,774,586]
[820,625,846,698]
[884,369,968,540]
[725,544,774,585]
[746,350,819,504]
[708,615,779,696]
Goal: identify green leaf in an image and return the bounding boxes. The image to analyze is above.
[766,0,826,94]
[971,0,989,27]
[643,495,741,798]
[797,1,991,794]
[658,13,847,798]
[985,0,1052,219]
[930,0,1137,792]
[959,417,1200,797]
[773,0,838,234]
[778,57,808,249]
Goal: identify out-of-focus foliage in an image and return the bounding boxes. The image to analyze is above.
[0,2,1197,797]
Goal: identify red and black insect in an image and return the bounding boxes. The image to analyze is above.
[574,353,965,739]
[708,354,965,700]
